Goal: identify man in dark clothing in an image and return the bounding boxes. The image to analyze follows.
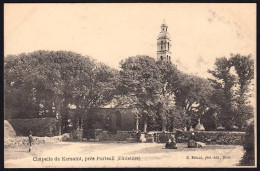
[136,129,141,142]
[28,131,33,152]
[188,132,196,148]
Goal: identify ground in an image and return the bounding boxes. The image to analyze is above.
[5,142,244,168]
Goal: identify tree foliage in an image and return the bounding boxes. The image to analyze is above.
[208,54,254,130]
[5,51,254,133]
[4,50,118,134]
[117,56,164,132]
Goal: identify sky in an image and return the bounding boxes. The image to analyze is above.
[4,3,256,78]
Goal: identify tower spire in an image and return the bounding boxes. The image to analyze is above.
[157,20,172,62]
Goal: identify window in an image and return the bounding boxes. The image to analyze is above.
[161,56,163,60]
[168,42,170,50]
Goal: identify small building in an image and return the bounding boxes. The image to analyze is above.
[82,108,138,138]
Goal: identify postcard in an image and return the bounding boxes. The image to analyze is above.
[4,3,257,168]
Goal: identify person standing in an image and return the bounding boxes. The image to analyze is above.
[28,131,33,152]
[136,129,141,142]
[188,132,196,148]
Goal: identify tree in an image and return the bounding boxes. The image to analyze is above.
[208,56,236,130]
[230,54,254,129]
[118,56,164,132]
[4,50,117,134]
[166,70,213,128]
[208,54,254,130]
[71,62,118,129]
[155,61,179,131]
[240,121,255,166]
[230,54,254,100]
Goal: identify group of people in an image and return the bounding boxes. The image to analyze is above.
[165,132,205,149]
[165,134,178,149]
[28,130,204,152]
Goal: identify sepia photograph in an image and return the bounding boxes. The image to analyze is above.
[4,3,257,168]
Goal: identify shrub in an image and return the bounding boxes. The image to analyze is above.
[240,122,255,166]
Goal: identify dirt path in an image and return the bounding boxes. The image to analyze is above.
[5,142,244,168]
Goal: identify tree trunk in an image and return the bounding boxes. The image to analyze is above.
[55,96,64,136]
[81,116,84,129]
[79,118,82,129]
[143,115,147,133]
[56,102,62,135]
[161,116,166,132]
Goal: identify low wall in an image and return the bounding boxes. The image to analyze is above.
[154,132,176,143]
[148,131,245,145]
[94,129,108,141]
[4,136,62,147]
[102,130,245,145]
[116,131,136,141]
[177,131,245,145]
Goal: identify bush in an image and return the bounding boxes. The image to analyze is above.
[8,118,58,137]
[240,122,255,166]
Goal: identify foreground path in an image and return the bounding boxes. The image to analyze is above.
[5,142,244,168]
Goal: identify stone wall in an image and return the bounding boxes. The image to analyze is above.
[94,129,108,141]
[4,136,62,147]
[116,131,136,141]
[177,131,245,145]
[154,132,175,143]
[142,131,245,145]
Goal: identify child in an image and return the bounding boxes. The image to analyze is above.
[28,131,33,152]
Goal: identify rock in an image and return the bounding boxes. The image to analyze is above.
[188,140,206,148]
[62,133,71,141]
[139,133,146,143]
[4,120,16,138]
[196,141,206,147]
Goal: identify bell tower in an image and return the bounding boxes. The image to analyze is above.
[157,20,172,62]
